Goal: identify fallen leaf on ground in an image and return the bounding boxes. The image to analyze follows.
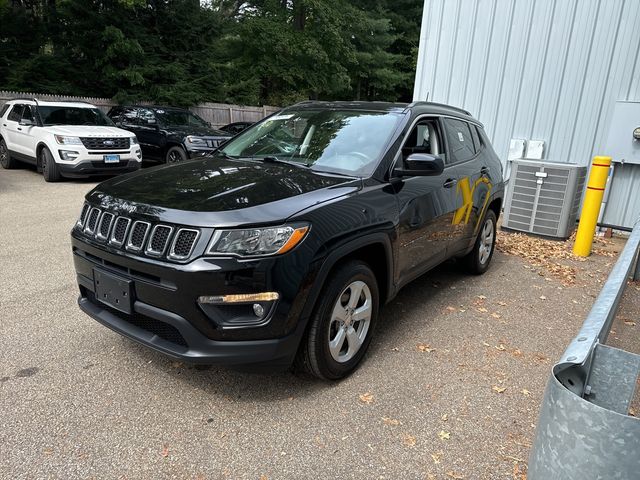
[477,307,488,313]
[417,343,435,353]
[495,344,506,351]
[446,471,465,479]
[477,295,487,300]
[492,386,507,393]
[382,417,400,426]
[359,392,374,404]
[497,301,508,306]
[521,389,531,396]
[623,320,636,326]
[445,306,457,312]
[491,312,502,319]
[438,430,450,440]
[160,445,169,458]
[630,407,636,417]
[539,295,547,300]
[403,434,416,447]
[441,414,448,421]
[431,451,443,464]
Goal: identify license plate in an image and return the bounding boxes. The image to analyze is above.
[94,269,133,314]
[103,154,120,163]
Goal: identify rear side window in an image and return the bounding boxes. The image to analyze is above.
[470,125,483,151]
[443,118,476,163]
[7,105,23,122]
[0,103,10,118]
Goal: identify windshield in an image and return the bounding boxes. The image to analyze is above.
[220,109,403,176]
[154,109,209,128]
[39,106,114,126]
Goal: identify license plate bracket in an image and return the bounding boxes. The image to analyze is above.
[94,269,133,314]
[103,154,120,163]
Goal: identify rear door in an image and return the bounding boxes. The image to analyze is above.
[394,115,460,283]
[3,104,23,152]
[14,105,38,161]
[442,118,493,254]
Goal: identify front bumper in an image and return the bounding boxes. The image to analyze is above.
[72,234,311,366]
[58,158,141,177]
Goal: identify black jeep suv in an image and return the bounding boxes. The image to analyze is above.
[107,106,231,163]
[72,101,504,380]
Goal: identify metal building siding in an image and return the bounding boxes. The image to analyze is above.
[414,0,640,166]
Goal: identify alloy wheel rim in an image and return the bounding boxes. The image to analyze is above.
[168,151,181,163]
[478,218,494,265]
[328,280,372,363]
[41,151,47,173]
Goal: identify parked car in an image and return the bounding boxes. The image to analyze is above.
[107,105,232,163]
[0,99,141,181]
[219,121,254,136]
[71,101,504,380]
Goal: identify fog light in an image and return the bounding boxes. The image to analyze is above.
[253,303,265,317]
[59,150,79,161]
[198,292,280,304]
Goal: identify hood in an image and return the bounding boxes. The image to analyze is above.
[46,125,133,137]
[87,157,360,227]
[162,124,229,138]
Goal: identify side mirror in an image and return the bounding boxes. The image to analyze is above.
[19,118,35,127]
[395,153,445,177]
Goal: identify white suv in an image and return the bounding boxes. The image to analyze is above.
[0,98,142,182]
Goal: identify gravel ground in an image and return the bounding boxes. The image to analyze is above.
[0,166,632,479]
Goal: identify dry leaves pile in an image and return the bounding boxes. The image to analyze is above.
[496,232,581,285]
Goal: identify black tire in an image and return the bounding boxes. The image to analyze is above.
[165,146,187,164]
[296,260,379,380]
[0,138,17,169]
[463,209,497,275]
[41,147,61,182]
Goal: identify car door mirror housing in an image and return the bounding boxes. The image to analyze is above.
[395,153,445,177]
[19,118,35,127]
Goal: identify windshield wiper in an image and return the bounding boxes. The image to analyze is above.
[257,156,311,168]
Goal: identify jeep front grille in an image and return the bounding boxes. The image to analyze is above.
[169,229,199,260]
[75,205,200,261]
[127,221,150,251]
[80,137,130,149]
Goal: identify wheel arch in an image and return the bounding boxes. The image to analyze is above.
[35,141,51,169]
[299,233,395,324]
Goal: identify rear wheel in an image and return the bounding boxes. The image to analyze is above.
[0,138,17,169]
[296,261,379,380]
[165,146,187,164]
[41,147,61,182]
[463,209,497,274]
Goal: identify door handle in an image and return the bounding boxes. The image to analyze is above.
[443,178,457,188]
[17,127,22,131]
[480,166,490,175]
[2,123,6,127]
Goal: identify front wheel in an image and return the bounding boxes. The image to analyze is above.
[41,147,61,182]
[165,146,187,164]
[296,261,379,380]
[463,209,497,274]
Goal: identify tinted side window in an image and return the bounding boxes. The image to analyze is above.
[0,104,10,118]
[138,108,157,125]
[470,125,483,152]
[443,118,476,163]
[21,105,36,122]
[7,105,23,122]
[402,118,443,158]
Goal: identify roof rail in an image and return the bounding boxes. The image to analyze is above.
[409,101,472,116]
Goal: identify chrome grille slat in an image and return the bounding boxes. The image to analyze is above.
[84,208,101,235]
[109,217,131,246]
[145,225,173,257]
[169,229,200,260]
[96,212,115,241]
[126,221,151,252]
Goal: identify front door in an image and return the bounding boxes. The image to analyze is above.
[394,116,460,283]
[14,105,38,161]
[3,104,24,153]
[134,108,163,161]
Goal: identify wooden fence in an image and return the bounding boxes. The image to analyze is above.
[0,91,279,128]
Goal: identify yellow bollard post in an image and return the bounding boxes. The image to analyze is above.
[573,156,611,257]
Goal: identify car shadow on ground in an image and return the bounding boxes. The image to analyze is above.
[116,260,466,402]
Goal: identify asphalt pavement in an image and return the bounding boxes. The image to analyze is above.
[0,165,629,479]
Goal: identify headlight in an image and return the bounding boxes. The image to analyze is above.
[130,136,139,145]
[206,225,309,257]
[55,135,82,145]
[186,135,207,145]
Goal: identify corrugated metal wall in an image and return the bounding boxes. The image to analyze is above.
[414,0,640,227]
[414,0,640,167]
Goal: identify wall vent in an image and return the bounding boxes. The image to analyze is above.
[503,160,587,239]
